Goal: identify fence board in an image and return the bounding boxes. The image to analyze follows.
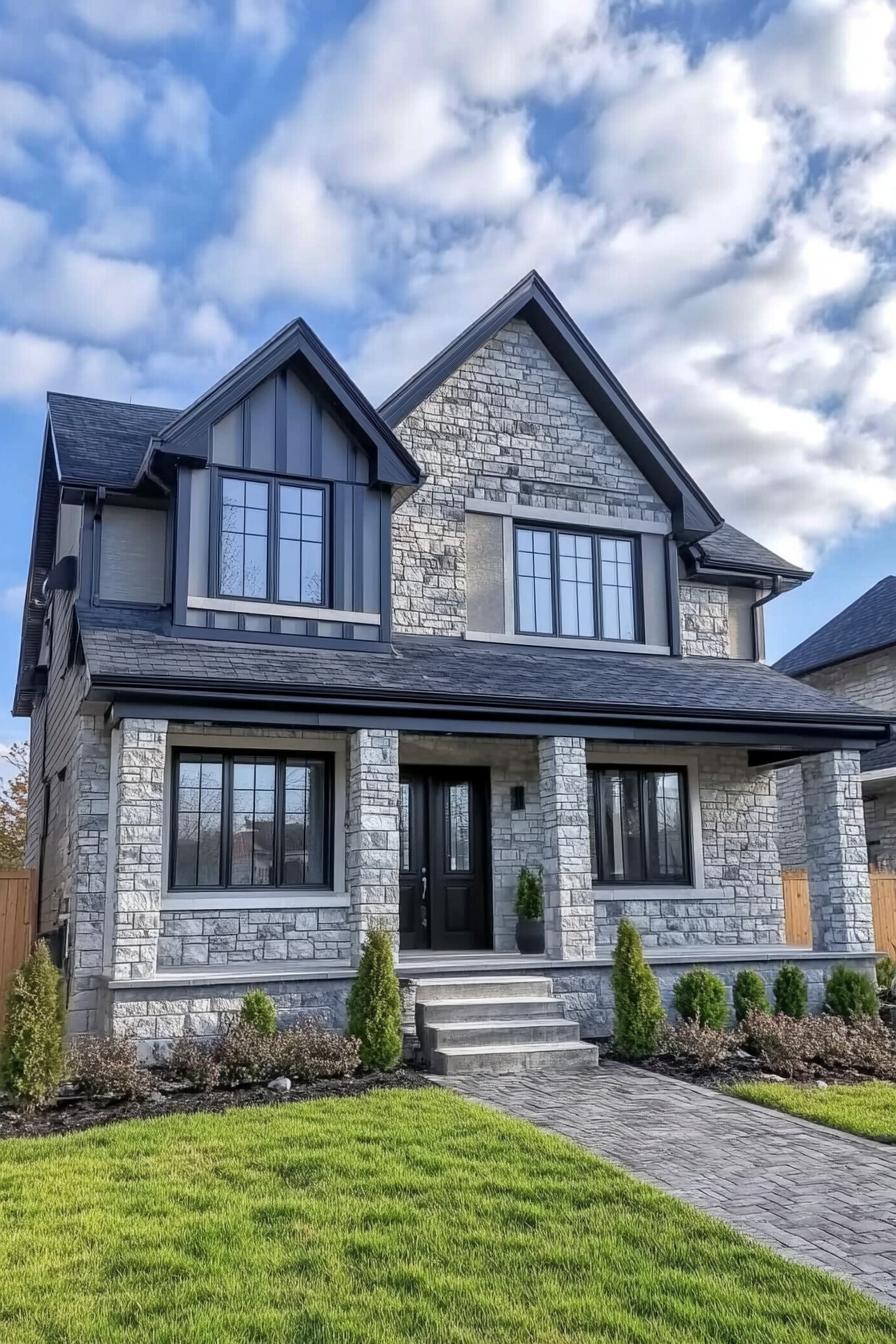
[781,867,896,954]
[871,873,896,957]
[0,870,35,1028]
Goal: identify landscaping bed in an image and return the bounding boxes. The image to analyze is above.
[725,1079,896,1143]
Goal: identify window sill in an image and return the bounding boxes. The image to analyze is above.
[465,630,670,655]
[162,890,349,911]
[593,885,716,901]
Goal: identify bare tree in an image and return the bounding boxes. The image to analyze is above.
[0,743,29,870]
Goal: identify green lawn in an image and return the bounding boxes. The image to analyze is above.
[727,1080,896,1143]
[0,1088,892,1343]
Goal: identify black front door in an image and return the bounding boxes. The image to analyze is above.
[398,768,490,952]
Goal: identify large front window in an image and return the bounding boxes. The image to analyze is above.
[514,526,637,640]
[588,765,689,884]
[171,750,330,890]
[218,473,326,605]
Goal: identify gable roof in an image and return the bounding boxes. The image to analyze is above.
[379,271,721,542]
[48,393,178,488]
[685,522,810,585]
[775,576,896,677]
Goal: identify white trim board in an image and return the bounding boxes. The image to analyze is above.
[163,892,349,911]
[188,595,380,624]
[465,629,669,656]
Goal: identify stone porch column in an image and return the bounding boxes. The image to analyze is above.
[538,736,595,960]
[346,728,400,964]
[109,718,167,979]
[802,749,874,952]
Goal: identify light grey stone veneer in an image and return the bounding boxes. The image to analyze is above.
[678,582,729,657]
[539,737,595,959]
[110,719,167,979]
[345,728,400,960]
[803,750,875,952]
[158,907,350,967]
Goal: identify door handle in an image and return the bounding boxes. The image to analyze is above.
[420,868,428,928]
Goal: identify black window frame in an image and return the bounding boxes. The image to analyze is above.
[588,763,691,886]
[513,523,642,643]
[169,748,334,892]
[213,467,329,608]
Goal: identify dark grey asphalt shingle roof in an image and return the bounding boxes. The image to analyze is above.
[775,576,896,677]
[862,738,896,775]
[695,523,809,579]
[48,393,178,487]
[77,608,885,726]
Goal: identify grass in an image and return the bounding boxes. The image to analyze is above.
[727,1079,896,1144]
[0,1087,892,1343]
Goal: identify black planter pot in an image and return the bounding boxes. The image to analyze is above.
[515,917,545,955]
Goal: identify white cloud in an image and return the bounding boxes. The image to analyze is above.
[68,0,207,43]
[144,73,211,162]
[0,329,138,402]
[0,79,67,173]
[232,0,298,56]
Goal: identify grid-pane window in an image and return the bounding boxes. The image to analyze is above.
[399,781,411,872]
[599,537,635,641]
[278,485,324,604]
[446,782,471,872]
[515,529,554,634]
[220,477,268,598]
[170,751,331,890]
[588,765,688,885]
[558,532,595,637]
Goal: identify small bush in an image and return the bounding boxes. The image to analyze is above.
[742,1008,808,1078]
[876,955,896,1001]
[240,989,277,1035]
[346,924,402,1071]
[0,941,64,1108]
[167,1031,221,1090]
[742,1009,896,1080]
[66,1036,153,1101]
[823,966,879,1022]
[661,1020,739,1072]
[774,963,808,1018]
[672,969,728,1028]
[216,1024,277,1086]
[732,970,770,1023]
[273,1022,360,1082]
[515,867,544,919]
[611,919,664,1059]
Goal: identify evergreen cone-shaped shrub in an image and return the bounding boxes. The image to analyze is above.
[774,963,808,1018]
[673,969,728,1029]
[611,919,664,1059]
[1,941,64,1108]
[733,970,771,1023]
[347,924,402,1071]
[240,989,277,1035]
[823,966,879,1022]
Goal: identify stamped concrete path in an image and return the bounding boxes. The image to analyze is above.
[442,1062,896,1309]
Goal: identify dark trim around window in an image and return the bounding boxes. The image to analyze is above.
[169,748,334,892]
[588,763,691,886]
[512,523,642,642]
[212,467,329,608]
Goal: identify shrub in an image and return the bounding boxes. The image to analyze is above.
[167,1031,221,1090]
[610,919,664,1059]
[240,989,277,1036]
[515,867,544,919]
[0,941,64,1108]
[347,924,402,1071]
[672,969,728,1028]
[273,1022,360,1082]
[823,966,879,1022]
[742,1009,896,1080]
[774,963,808,1018]
[742,1008,808,1078]
[876,955,896,1002]
[216,1024,277,1086]
[66,1036,153,1101]
[732,970,771,1023]
[661,1020,739,1072]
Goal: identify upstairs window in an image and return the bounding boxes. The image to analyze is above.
[588,765,689,885]
[514,526,638,641]
[217,473,326,605]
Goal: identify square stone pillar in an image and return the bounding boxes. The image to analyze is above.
[346,728,400,964]
[802,749,874,952]
[109,718,167,979]
[538,736,595,960]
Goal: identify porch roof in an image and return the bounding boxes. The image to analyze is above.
[78,607,890,746]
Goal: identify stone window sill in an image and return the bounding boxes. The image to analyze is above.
[162,890,349,911]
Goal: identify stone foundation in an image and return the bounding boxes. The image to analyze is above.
[158,907,350,966]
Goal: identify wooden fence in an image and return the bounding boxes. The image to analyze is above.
[781,868,896,954]
[0,870,35,1028]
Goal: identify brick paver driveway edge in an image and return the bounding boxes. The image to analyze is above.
[439,1061,896,1309]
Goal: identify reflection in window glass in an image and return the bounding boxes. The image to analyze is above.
[278,485,323,604]
[446,782,471,872]
[516,529,554,634]
[220,477,269,599]
[588,766,688,884]
[599,537,635,640]
[399,781,411,872]
[230,756,276,886]
[282,759,326,886]
[174,754,223,887]
[558,533,595,637]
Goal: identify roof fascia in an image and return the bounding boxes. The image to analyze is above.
[13,417,56,716]
[378,271,720,540]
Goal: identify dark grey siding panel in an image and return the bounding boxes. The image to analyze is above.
[247,378,276,471]
[641,532,669,647]
[99,506,167,605]
[333,482,353,611]
[285,371,312,476]
[361,490,381,612]
[211,406,241,465]
[321,409,349,480]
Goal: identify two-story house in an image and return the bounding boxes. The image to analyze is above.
[777,577,896,873]
[14,273,887,1068]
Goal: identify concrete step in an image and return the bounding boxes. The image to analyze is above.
[414,975,553,1003]
[427,1018,581,1051]
[418,996,566,1026]
[429,1039,599,1076]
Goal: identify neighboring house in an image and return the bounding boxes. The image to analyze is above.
[776,576,896,872]
[13,272,887,1063]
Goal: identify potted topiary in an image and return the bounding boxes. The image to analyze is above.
[515,866,545,954]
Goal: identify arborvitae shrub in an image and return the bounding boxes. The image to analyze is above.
[611,919,665,1059]
[774,963,808,1018]
[346,924,402,1071]
[823,966,879,1022]
[732,970,771,1023]
[0,941,64,1109]
[672,969,728,1029]
[515,867,544,919]
[240,989,277,1036]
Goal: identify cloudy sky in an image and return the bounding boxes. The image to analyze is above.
[1,0,895,754]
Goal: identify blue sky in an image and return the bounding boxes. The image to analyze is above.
[1,0,896,756]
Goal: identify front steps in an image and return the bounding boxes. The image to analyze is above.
[414,975,599,1076]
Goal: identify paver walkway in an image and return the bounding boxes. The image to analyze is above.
[442,1062,896,1309]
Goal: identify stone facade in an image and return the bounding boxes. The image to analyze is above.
[803,750,875,952]
[539,737,595,959]
[345,728,400,960]
[679,582,730,657]
[806,647,896,712]
[110,719,167,980]
[158,907,350,967]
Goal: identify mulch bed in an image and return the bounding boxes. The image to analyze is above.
[623,1051,886,1090]
[0,1068,431,1141]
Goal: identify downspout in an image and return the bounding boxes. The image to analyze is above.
[751,576,782,662]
